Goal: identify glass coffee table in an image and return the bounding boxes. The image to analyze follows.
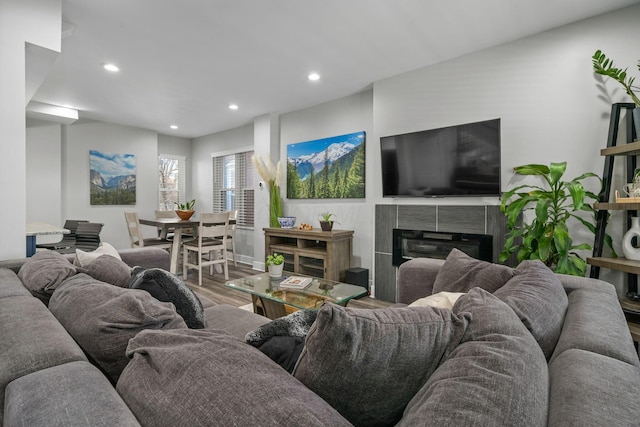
[225,272,368,319]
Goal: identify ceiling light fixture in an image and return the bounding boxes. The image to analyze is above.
[103,63,119,72]
[229,104,239,110]
[170,125,178,130]
[308,73,320,81]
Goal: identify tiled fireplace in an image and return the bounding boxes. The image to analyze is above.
[374,204,510,302]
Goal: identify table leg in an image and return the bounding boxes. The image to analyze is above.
[170,228,183,274]
[26,236,36,257]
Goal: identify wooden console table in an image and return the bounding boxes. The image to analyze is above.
[264,227,353,282]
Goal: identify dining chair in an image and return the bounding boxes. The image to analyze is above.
[54,222,104,254]
[124,212,173,252]
[36,219,89,249]
[227,210,238,267]
[182,212,230,286]
[154,210,178,238]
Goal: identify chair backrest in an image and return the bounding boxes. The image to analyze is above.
[60,219,89,243]
[199,212,229,242]
[124,212,144,247]
[154,210,178,219]
[73,222,103,251]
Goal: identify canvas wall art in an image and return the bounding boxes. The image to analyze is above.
[89,150,136,205]
[286,131,365,199]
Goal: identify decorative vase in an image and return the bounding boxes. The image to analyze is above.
[176,210,195,220]
[269,183,283,228]
[622,216,640,260]
[633,108,640,141]
[268,263,284,278]
[319,221,334,232]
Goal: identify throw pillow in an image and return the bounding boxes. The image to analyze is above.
[17,250,76,305]
[74,242,121,267]
[129,267,205,329]
[493,259,568,360]
[116,329,352,427]
[76,254,131,288]
[398,288,549,427]
[48,273,187,384]
[432,248,515,294]
[292,303,470,426]
[408,291,465,309]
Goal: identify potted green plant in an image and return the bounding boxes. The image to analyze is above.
[266,252,285,278]
[318,212,339,232]
[175,199,196,220]
[592,49,640,134]
[499,162,613,277]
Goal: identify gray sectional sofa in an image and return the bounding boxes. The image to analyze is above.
[1,246,639,426]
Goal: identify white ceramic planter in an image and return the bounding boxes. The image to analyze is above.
[268,263,284,278]
[622,216,640,260]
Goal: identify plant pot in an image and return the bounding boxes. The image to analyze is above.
[176,210,195,220]
[633,108,640,140]
[268,263,284,278]
[319,221,334,232]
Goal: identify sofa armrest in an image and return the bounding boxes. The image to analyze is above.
[118,248,170,271]
[397,258,445,304]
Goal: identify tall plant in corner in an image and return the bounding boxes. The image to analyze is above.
[252,154,284,228]
[592,50,640,107]
[500,162,612,276]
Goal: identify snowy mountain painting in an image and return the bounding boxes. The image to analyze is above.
[89,150,136,205]
[286,131,365,199]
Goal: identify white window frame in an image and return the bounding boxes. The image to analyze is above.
[212,147,255,228]
[158,154,186,210]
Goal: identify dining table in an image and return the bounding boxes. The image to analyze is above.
[138,217,198,274]
[26,222,70,257]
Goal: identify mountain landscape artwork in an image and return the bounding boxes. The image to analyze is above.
[89,150,136,205]
[287,131,365,199]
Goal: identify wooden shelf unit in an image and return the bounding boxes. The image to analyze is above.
[264,227,353,282]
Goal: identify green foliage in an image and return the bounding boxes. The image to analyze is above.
[90,186,136,205]
[175,199,195,210]
[266,252,284,266]
[592,50,640,107]
[500,162,612,277]
[318,212,337,222]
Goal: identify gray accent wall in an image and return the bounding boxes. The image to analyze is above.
[374,204,508,302]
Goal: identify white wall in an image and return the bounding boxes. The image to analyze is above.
[0,0,61,258]
[63,122,159,249]
[372,4,640,293]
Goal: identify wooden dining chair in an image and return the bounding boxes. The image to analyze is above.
[182,212,230,286]
[154,210,178,238]
[226,210,238,267]
[124,212,173,251]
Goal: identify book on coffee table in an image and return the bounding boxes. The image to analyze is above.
[279,276,313,289]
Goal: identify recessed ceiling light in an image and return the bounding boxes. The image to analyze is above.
[229,104,239,110]
[103,63,119,72]
[170,125,178,130]
[308,73,320,81]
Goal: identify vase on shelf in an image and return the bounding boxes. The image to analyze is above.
[269,182,283,228]
[622,216,640,260]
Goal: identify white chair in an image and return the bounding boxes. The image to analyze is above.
[182,212,230,286]
[227,210,238,267]
[124,212,173,251]
[154,209,178,238]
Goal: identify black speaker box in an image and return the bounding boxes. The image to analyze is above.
[345,267,369,293]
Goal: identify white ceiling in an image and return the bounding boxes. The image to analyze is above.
[29,0,640,139]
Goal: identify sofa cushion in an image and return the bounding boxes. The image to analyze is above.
[74,242,121,267]
[4,361,140,427]
[49,274,187,383]
[407,291,465,309]
[547,349,640,427]
[398,288,549,427]
[76,254,132,288]
[0,296,87,425]
[0,268,32,298]
[129,266,205,329]
[293,303,470,426]
[203,303,270,339]
[494,260,568,360]
[432,248,515,294]
[17,250,76,305]
[116,328,351,427]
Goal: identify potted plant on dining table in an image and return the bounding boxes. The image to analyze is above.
[175,199,196,220]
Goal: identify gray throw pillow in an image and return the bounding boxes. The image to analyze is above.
[18,250,76,305]
[399,288,549,427]
[494,259,568,360]
[76,254,131,288]
[49,274,187,383]
[116,328,351,427]
[292,303,470,427]
[129,267,205,329]
[432,248,515,294]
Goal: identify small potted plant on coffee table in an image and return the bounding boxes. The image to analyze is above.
[266,252,285,278]
[175,199,196,220]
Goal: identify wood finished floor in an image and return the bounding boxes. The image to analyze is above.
[183,262,391,310]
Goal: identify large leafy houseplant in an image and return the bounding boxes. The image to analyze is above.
[500,162,609,276]
[592,50,640,107]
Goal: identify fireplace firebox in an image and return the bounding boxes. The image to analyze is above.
[392,229,492,267]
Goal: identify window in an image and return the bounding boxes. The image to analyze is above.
[212,150,254,227]
[158,154,186,210]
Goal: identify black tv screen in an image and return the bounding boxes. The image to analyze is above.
[380,119,501,197]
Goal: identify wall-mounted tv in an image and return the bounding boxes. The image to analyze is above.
[380,119,501,197]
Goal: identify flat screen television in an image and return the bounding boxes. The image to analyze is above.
[380,118,501,197]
